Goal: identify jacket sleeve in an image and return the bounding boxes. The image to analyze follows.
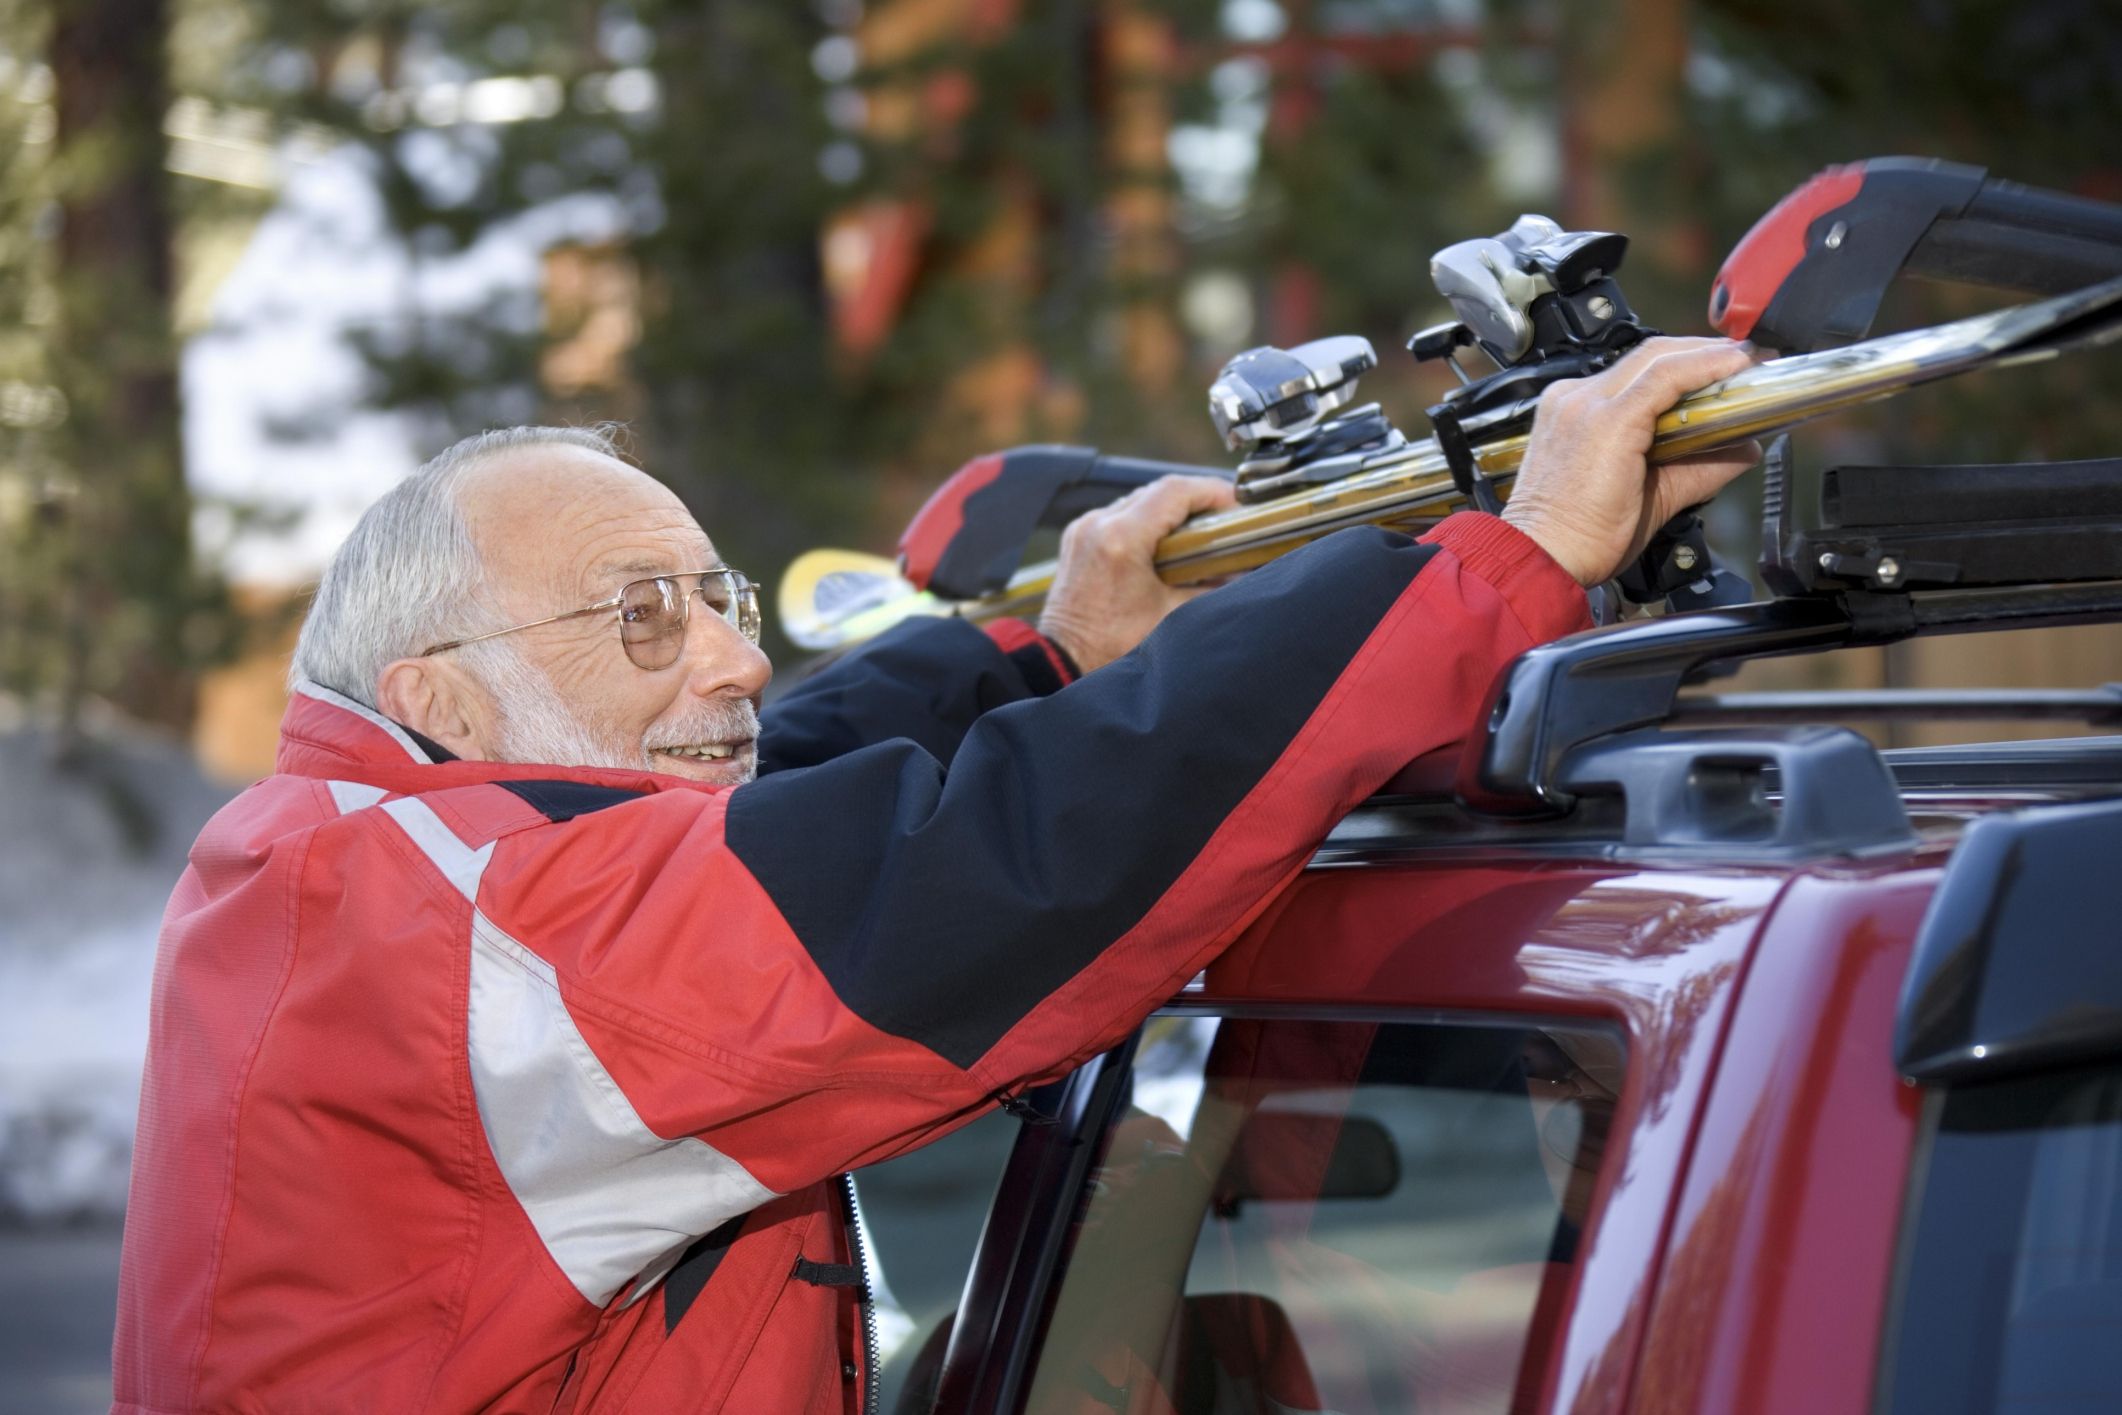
[473,514,1588,1201]
[758,617,1075,774]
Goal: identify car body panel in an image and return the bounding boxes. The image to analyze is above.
[1632,863,1939,1415]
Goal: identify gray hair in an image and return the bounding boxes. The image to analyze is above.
[290,424,631,705]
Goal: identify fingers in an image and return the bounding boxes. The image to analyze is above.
[1505,337,1760,588]
[1092,474,1236,552]
[1041,474,1236,673]
[1129,473,1237,526]
[1528,339,1755,454]
[1656,439,1764,519]
[1610,338,1758,411]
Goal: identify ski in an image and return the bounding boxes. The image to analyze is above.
[780,273,2122,653]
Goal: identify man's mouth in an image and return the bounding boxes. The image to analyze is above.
[653,740,752,763]
[643,700,762,782]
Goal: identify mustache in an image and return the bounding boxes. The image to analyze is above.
[642,698,760,751]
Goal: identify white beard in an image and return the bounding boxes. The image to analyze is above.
[458,639,760,781]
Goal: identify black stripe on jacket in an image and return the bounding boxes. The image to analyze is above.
[725,528,1438,1070]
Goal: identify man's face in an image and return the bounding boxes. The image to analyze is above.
[454,446,773,784]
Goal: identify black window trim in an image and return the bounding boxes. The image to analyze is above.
[930,1035,1140,1415]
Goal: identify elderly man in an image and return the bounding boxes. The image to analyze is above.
[112,337,1755,1414]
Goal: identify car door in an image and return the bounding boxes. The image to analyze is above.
[922,855,1786,1415]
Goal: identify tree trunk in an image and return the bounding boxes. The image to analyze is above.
[50,0,192,740]
[1558,0,1706,324]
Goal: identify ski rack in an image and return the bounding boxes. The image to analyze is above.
[1711,156,2122,353]
[1448,161,2122,845]
[1759,436,2122,596]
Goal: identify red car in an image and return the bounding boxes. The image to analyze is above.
[856,159,2122,1415]
[876,601,2122,1415]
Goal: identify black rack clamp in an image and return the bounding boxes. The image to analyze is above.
[1759,434,2122,597]
[1616,508,1754,613]
[1711,156,2122,353]
[1459,597,1868,818]
[1452,596,1921,860]
[1554,726,1915,859]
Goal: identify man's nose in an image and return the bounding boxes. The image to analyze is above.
[677,589,772,698]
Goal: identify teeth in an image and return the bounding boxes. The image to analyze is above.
[660,743,739,760]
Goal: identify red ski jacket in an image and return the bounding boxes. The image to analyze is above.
[112,515,1587,1413]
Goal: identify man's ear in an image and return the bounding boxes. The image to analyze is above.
[375,657,495,761]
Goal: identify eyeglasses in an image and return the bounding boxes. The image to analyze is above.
[421,568,762,671]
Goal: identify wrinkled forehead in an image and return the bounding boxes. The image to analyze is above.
[458,446,716,607]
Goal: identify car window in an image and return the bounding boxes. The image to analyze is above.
[1020,1013,1626,1415]
[1882,1063,2122,1415]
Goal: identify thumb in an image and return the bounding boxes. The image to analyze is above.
[1654,440,1762,522]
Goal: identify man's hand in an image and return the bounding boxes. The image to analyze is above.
[1039,474,1238,673]
[1502,336,1763,588]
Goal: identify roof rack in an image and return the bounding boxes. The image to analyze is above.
[1466,586,2122,813]
[1884,735,2122,793]
[1452,578,2122,856]
[1443,159,2122,854]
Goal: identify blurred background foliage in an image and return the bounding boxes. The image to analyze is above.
[3,0,2121,754]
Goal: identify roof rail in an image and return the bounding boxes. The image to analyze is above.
[1671,686,2122,727]
[1464,584,2122,820]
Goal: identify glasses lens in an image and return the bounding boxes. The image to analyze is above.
[619,577,686,669]
[694,570,761,644]
[729,572,761,643]
[696,571,734,620]
[618,571,762,668]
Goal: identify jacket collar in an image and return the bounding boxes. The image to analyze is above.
[279,680,443,772]
[275,678,714,799]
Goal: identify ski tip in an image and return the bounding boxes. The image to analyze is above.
[779,548,943,653]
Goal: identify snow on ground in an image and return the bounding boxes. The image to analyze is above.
[0,716,235,1224]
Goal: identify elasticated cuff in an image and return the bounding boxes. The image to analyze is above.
[982,618,1079,695]
[1419,513,1593,645]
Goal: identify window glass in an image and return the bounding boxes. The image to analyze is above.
[1023,1014,1625,1415]
[858,1108,1023,1406]
[1885,1065,2122,1415]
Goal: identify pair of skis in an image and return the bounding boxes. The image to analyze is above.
[782,161,2122,655]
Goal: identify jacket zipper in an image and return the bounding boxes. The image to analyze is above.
[548,1351,577,1414]
[839,1173,879,1415]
